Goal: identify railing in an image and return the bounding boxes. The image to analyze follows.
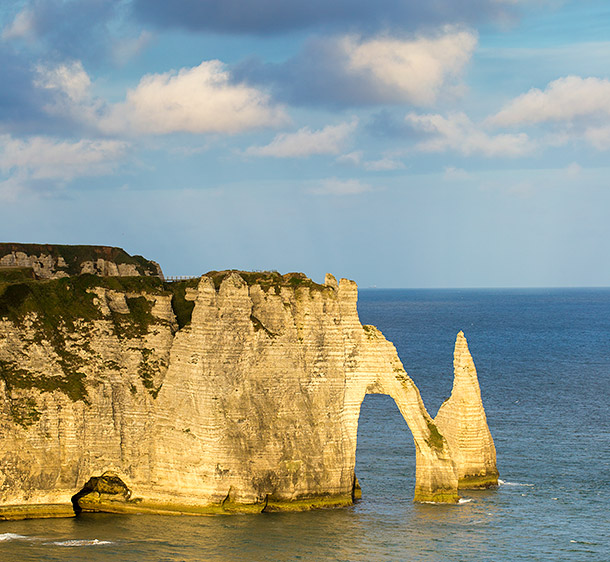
[165,275,200,282]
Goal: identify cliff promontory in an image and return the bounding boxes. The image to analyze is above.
[0,248,497,519]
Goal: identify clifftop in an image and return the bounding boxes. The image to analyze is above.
[0,243,163,280]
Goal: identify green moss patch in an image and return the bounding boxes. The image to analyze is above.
[425,419,445,450]
[0,359,88,416]
[458,471,499,489]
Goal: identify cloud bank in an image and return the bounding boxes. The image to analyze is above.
[236,28,477,107]
[489,76,610,150]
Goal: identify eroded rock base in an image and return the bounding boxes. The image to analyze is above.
[0,504,75,520]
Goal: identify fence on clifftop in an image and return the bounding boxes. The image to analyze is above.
[165,275,201,282]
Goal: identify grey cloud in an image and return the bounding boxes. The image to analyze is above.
[233,39,379,108]
[0,49,58,134]
[131,0,518,35]
[3,0,123,64]
[233,30,477,108]
[0,47,99,136]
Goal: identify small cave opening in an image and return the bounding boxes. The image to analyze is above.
[71,472,131,515]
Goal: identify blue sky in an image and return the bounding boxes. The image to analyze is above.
[1,0,609,287]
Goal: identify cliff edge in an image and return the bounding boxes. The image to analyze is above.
[0,254,497,519]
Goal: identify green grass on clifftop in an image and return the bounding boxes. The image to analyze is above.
[204,270,327,293]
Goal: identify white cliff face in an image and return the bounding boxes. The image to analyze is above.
[0,251,69,279]
[435,332,499,488]
[0,272,497,518]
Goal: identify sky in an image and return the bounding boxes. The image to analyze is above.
[1,0,609,288]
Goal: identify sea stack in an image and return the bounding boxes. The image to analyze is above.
[435,332,499,488]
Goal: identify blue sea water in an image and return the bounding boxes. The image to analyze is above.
[1,288,609,561]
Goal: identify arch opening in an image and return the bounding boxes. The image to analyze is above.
[354,394,416,504]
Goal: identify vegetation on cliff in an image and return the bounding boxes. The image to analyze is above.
[0,263,329,411]
[0,243,161,277]
[204,270,328,293]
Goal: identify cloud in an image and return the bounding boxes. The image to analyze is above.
[35,60,92,103]
[487,76,610,150]
[583,126,610,150]
[0,50,75,135]
[132,0,519,35]
[100,60,288,135]
[236,28,477,107]
[444,166,473,181]
[336,151,404,171]
[2,7,36,40]
[488,76,610,127]
[111,30,155,65]
[1,0,122,63]
[246,121,357,158]
[28,59,288,136]
[0,134,128,189]
[362,157,405,171]
[310,178,373,196]
[405,112,533,157]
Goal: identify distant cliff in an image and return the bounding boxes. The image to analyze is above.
[0,248,497,520]
[0,243,163,280]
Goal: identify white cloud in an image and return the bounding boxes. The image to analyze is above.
[102,60,288,135]
[2,8,34,41]
[444,166,473,180]
[112,31,155,65]
[363,157,405,171]
[405,112,533,157]
[35,61,92,103]
[0,134,128,184]
[489,76,610,127]
[336,150,404,171]
[310,178,373,195]
[341,28,477,105]
[246,120,357,158]
[583,125,610,150]
[336,151,363,165]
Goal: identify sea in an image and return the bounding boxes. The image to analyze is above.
[1,288,609,561]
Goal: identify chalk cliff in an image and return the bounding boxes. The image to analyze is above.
[0,243,163,280]
[0,262,497,519]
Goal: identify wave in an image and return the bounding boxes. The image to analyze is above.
[498,479,534,487]
[46,539,113,547]
[458,498,473,504]
[0,533,30,542]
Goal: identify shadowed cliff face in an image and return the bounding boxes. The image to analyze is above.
[0,270,497,518]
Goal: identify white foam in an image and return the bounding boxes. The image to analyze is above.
[46,538,113,547]
[458,498,473,504]
[498,479,534,487]
[0,533,28,542]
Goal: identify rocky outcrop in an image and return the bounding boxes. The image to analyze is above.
[0,243,163,279]
[435,332,499,488]
[0,269,497,519]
